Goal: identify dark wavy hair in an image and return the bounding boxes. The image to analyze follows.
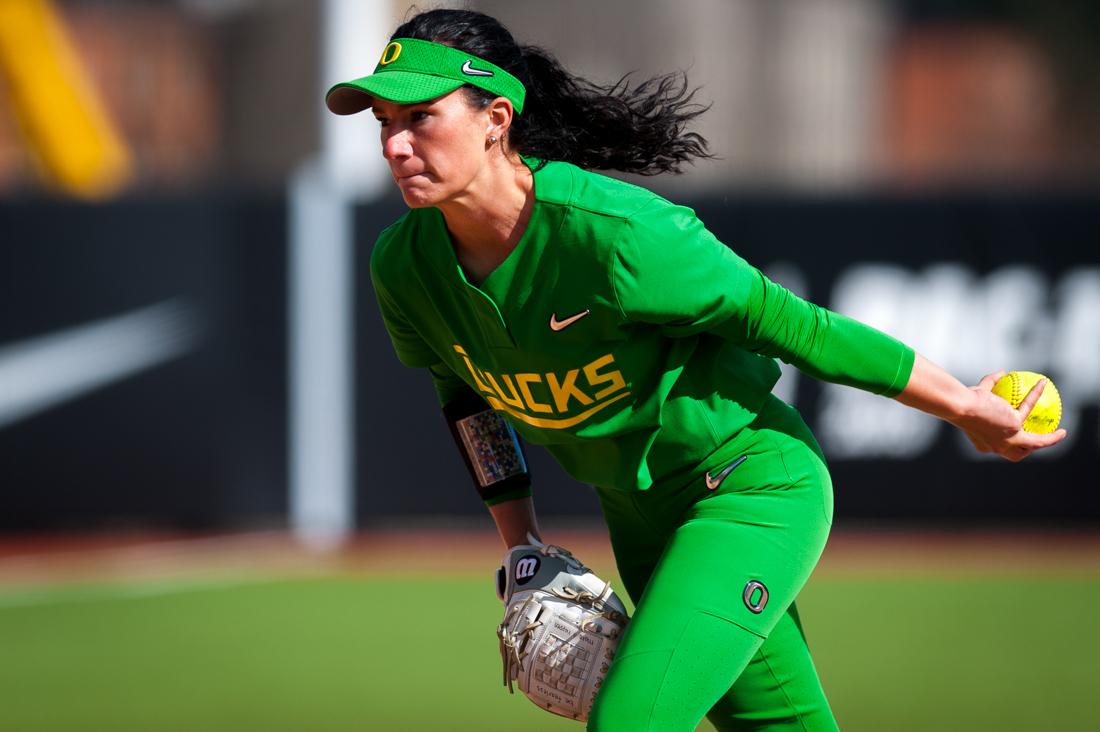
[392,8,713,175]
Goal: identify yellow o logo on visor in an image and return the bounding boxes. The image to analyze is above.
[379,42,402,66]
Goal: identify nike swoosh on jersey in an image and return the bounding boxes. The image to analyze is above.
[549,309,591,331]
[0,299,201,430]
[461,60,494,77]
[705,454,749,490]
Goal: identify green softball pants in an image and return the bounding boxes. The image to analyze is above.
[587,395,839,731]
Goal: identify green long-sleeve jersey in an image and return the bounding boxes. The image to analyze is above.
[370,159,915,502]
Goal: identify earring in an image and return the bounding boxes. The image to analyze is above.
[488,135,498,144]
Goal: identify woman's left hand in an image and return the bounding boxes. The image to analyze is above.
[951,369,1068,462]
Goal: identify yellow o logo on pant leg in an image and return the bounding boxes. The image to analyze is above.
[379,41,402,65]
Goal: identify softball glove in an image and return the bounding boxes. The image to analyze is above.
[496,534,629,722]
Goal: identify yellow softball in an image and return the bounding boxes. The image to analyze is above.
[991,371,1062,434]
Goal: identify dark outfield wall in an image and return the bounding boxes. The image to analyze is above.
[1,191,1096,530]
[357,191,1100,525]
[0,196,287,531]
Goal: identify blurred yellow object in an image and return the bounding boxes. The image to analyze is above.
[0,0,132,198]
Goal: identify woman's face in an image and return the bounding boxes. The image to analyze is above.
[372,90,492,208]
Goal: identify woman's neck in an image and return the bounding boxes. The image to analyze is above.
[438,155,534,284]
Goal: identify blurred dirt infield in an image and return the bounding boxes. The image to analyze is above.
[2,527,1099,587]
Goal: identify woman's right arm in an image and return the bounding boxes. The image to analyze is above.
[613,203,914,398]
[894,354,1066,461]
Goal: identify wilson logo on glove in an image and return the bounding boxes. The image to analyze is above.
[515,556,540,583]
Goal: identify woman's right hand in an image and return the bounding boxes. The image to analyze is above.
[951,370,1068,462]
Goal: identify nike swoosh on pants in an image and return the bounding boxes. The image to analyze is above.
[705,454,749,490]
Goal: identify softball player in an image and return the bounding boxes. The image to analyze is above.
[326,9,1066,731]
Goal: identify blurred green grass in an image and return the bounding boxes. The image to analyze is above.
[1,574,1097,731]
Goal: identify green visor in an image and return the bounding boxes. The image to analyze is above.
[325,38,526,116]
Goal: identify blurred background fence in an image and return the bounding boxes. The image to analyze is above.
[2,0,1099,534]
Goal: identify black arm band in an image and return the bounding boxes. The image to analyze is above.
[443,390,531,503]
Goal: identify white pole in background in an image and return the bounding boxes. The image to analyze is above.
[290,0,389,549]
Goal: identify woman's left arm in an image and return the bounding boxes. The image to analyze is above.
[894,353,1067,462]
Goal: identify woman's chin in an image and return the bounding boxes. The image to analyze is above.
[399,192,434,208]
[397,180,441,208]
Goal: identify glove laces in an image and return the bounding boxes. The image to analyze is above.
[498,597,543,693]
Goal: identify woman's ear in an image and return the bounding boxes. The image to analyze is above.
[486,97,515,143]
